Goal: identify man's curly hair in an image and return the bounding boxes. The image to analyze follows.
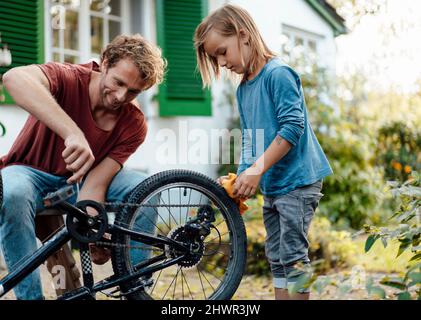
[101,34,167,90]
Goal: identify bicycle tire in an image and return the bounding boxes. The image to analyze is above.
[111,169,247,300]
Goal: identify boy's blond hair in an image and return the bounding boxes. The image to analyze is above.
[101,34,167,90]
[194,4,276,87]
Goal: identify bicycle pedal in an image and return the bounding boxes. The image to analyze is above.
[43,185,75,207]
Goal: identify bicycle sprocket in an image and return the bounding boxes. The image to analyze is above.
[167,225,205,268]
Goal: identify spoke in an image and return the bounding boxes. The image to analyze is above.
[197,265,207,299]
[213,217,227,228]
[158,192,171,230]
[197,267,216,292]
[206,231,230,243]
[168,189,171,227]
[168,189,179,226]
[204,266,225,284]
[151,205,172,234]
[162,266,180,300]
[134,205,167,236]
[172,266,181,300]
[179,187,182,225]
[149,262,166,297]
[181,267,185,300]
[180,269,194,300]
[185,188,192,222]
[159,192,179,227]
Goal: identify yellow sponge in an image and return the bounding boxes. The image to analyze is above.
[220,173,249,215]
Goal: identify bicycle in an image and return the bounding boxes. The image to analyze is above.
[0,169,247,300]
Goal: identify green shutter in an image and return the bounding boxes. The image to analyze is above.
[156,0,211,117]
[0,0,44,104]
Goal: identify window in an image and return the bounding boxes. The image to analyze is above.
[47,0,126,64]
[50,1,80,63]
[281,24,323,57]
[89,0,122,62]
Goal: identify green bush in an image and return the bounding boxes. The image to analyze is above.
[308,216,359,272]
[242,197,269,276]
[362,171,421,299]
[317,133,390,229]
[375,121,421,182]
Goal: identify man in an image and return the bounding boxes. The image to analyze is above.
[0,34,166,299]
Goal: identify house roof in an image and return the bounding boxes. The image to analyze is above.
[305,0,348,36]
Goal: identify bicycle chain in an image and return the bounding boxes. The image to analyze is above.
[102,202,205,208]
[94,241,164,253]
[94,201,206,251]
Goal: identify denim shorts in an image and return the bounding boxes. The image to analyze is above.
[262,180,323,291]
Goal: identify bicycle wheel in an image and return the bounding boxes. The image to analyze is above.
[111,170,247,300]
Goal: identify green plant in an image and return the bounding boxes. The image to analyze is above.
[308,216,359,272]
[362,171,421,299]
[317,132,390,229]
[375,121,421,182]
[241,197,270,276]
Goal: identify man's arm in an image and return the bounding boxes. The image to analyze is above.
[77,157,121,204]
[2,65,94,184]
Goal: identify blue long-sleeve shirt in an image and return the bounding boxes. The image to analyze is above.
[236,58,333,196]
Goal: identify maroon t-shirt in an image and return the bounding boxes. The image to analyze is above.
[0,61,147,176]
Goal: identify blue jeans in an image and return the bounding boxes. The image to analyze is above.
[0,165,154,300]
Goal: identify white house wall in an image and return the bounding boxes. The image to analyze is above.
[0,106,29,154]
[231,0,336,69]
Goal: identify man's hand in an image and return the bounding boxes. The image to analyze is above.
[63,133,95,184]
[233,167,262,198]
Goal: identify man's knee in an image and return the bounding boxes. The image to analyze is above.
[107,169,149,202]
[1,168,38,224]
[115,169,148,185]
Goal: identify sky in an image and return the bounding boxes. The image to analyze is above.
[335,0,421,93]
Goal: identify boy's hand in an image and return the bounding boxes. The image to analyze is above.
[233,168,262,198]
[63,133,95,184]
[216,175,229,185]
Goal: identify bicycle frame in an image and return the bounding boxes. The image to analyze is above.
[0,200,190,300]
